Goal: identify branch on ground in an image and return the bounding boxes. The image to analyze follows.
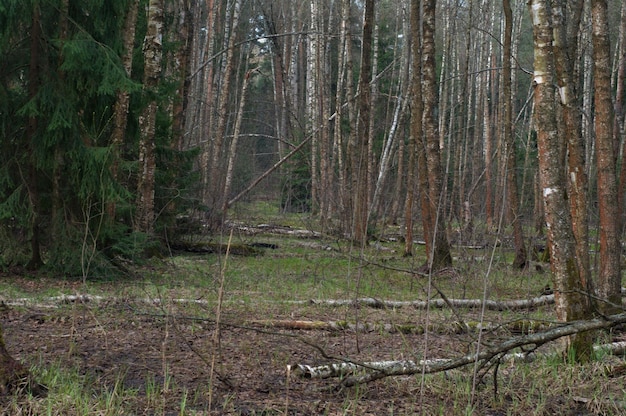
[289,312,626,389]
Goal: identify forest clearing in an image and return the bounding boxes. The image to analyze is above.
[1,201,625,415]
[2,0,626,414]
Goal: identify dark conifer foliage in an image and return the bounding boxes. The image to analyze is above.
[0,0,196,276]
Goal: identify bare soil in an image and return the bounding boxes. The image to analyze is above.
[0,274,612,415]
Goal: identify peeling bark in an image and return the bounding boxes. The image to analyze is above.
[529,0,593,360]
[313,310,626,388]
[290,340,626,382]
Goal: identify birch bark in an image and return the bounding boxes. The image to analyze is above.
[529,0,592,360]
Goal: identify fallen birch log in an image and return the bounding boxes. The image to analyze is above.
[5,289,624,313]
[289,311,626,388]
[289,352,534,380]
[296,294,555,311]
[3,293,554,311]
[249,318,552,335]
[289,342,626,380]
[2,294,213,308]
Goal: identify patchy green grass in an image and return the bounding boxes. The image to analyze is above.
[2,202,623,415]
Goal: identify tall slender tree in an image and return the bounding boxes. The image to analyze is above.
[552,0,591,304]
[503,0,527,268]
[406,0,423,257]
[110,0,140,219]
[421,0,452,270]
[591,0,621,314]
[135,0,164,235]
[528,0,593,360]
[25,4,44,269]
[350,0,375,244]
[617,0,626,230]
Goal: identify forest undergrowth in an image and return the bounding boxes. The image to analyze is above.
[0,202,625,415]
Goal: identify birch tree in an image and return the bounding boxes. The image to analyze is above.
[528,0,593,360]
[371,3,411,222]
[206,0,242,224]
[551,0,591,305]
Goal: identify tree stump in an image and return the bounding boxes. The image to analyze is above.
[0,324,46,397]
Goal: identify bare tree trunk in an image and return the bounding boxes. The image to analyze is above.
[342,2,358,234]
[350,0,375,244]
[372,4,410,222]
[110,0,139,218]
[26,5,43,269]
[581,3,595,189]
[422,0,452,270]
[135,0,164,234]
[481,68,494,232]
[617,0,626,232]
[503,0,527,268]
[198,0,217,199]
[366,14,379,224]
[307,0,321,214]
[207,0,241,224]
[551,0,592,304]
[591,0,621,314]
[221,66,253,217]
[529,0,593,361]
[319,4,334,222]
[168,0,191,151]
[332,0,351,220]
[51,0,69,242]
[406,0,423,258]
[458,0,476,238]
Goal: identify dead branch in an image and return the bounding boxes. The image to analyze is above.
[289,312,626,388]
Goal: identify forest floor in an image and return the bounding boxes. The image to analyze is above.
[1,214,625,414]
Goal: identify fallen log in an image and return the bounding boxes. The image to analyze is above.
[288,341,626,381]
[288,311,626,388]
[289,352,534,380]
[248,318,552,335]
[170,241,264,256]
[3,293,554,311]
[296,294,555,311]
[227,222,323,239]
